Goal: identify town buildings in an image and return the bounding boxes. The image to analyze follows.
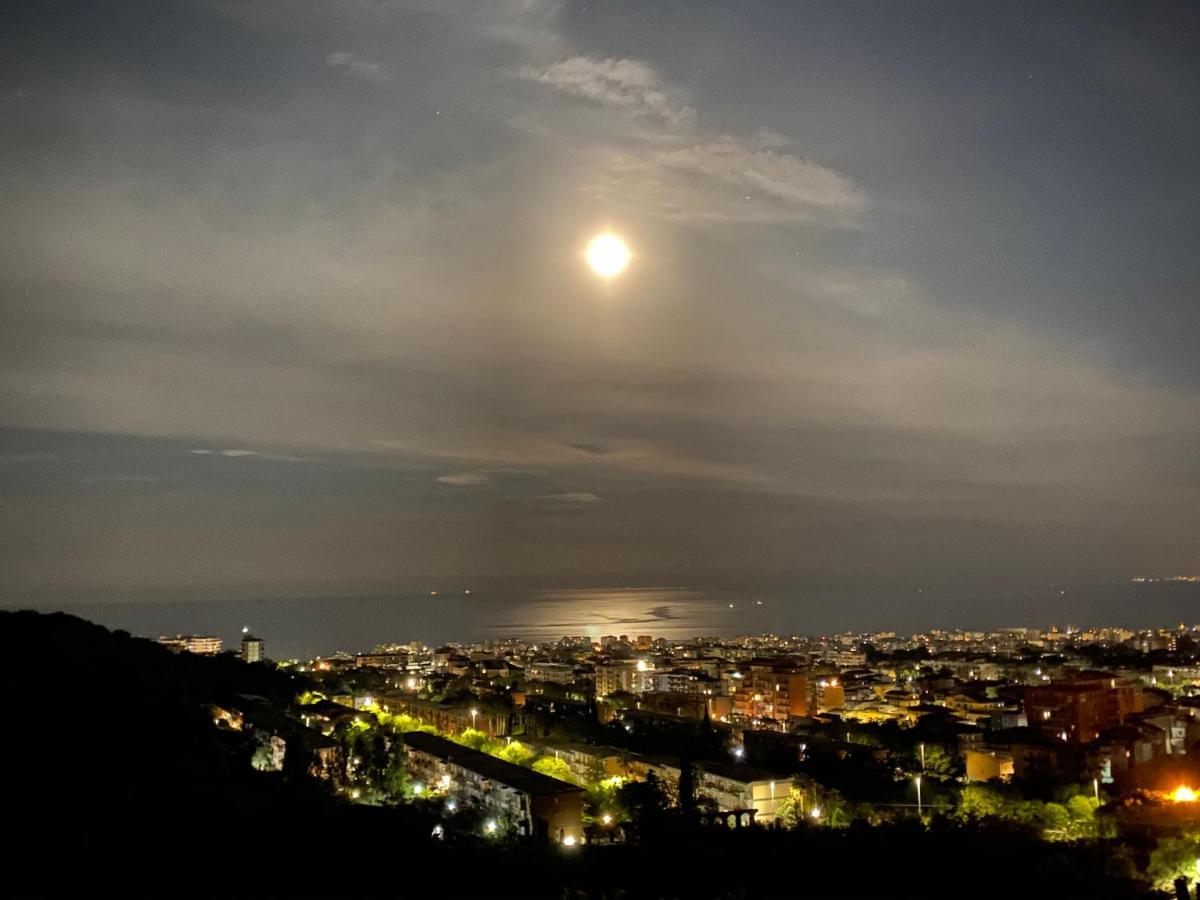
[241,632,264,663]
[402,732,583,844]
[158,634,222,654]
[296,617,1200,828]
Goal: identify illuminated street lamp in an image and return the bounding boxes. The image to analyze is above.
[919,742,926,772]
[1171,785,1198,803]
[471,708,479,730]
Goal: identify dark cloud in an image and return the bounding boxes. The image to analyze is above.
[565,442,617,456]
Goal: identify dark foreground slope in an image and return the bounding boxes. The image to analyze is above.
[3,611,1155,900]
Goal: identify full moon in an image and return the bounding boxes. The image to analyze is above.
[585,232,631,278]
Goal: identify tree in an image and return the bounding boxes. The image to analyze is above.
[1064,794,1099,839]
[1039,802,1071,837]
[495,740,537,767]
[381,741,409,802]
[919,744,957,780]
[775,787,807,829]
[390,713,435,734]
[531,756,577,784]
[775,777,851,828]
[585,776,628,823]
[454,728,494,752]
[617,772,669,830]
[955,784,1007,822]
[1149,833,1200,890]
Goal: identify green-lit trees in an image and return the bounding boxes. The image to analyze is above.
[956,783,1008,821]
[495,740,537,767]
[954,783,1104,841]
[774,776,852,828]
[919,744,958,780]
[531,755,578,783]
[453,728,495,752]
[381,740,409,802]
[1148,832,1200,890]
[585,776,628,824]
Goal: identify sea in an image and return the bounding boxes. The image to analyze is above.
[22,581,1200,660]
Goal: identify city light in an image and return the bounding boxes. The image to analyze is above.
[1171,786,1198,803]
[484,819,497,834]
[562,835,577,847]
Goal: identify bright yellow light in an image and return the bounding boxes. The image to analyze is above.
[586,233,631,278]
[1172,786,1198,803]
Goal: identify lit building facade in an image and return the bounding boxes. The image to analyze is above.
[1025,677,1142,744]
[241,634,264,663]
[595,660,638,697]
[402,732,583,844]
[158,634,222,655]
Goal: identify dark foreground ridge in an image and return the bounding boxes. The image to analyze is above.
[4,610,1155,899]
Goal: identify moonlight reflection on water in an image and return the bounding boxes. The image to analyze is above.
[46,582,1194,659]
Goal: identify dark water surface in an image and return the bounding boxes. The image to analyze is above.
[18,582,1199,659]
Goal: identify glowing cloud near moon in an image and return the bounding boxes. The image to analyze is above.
[585,232,631,278]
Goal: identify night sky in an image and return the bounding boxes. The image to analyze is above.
[1,2,1198,623]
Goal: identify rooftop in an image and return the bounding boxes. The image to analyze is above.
[402,732,583,797]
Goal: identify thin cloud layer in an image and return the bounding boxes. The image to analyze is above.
[659,137,865,221]
[520,56,696,129]
[437,473,491,487]
[326,51,389,83]
[519,53,864,225]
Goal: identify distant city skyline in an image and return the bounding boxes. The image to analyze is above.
[37,582,1200,661]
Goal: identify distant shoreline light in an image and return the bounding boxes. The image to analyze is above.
[1131,576,1200,584]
